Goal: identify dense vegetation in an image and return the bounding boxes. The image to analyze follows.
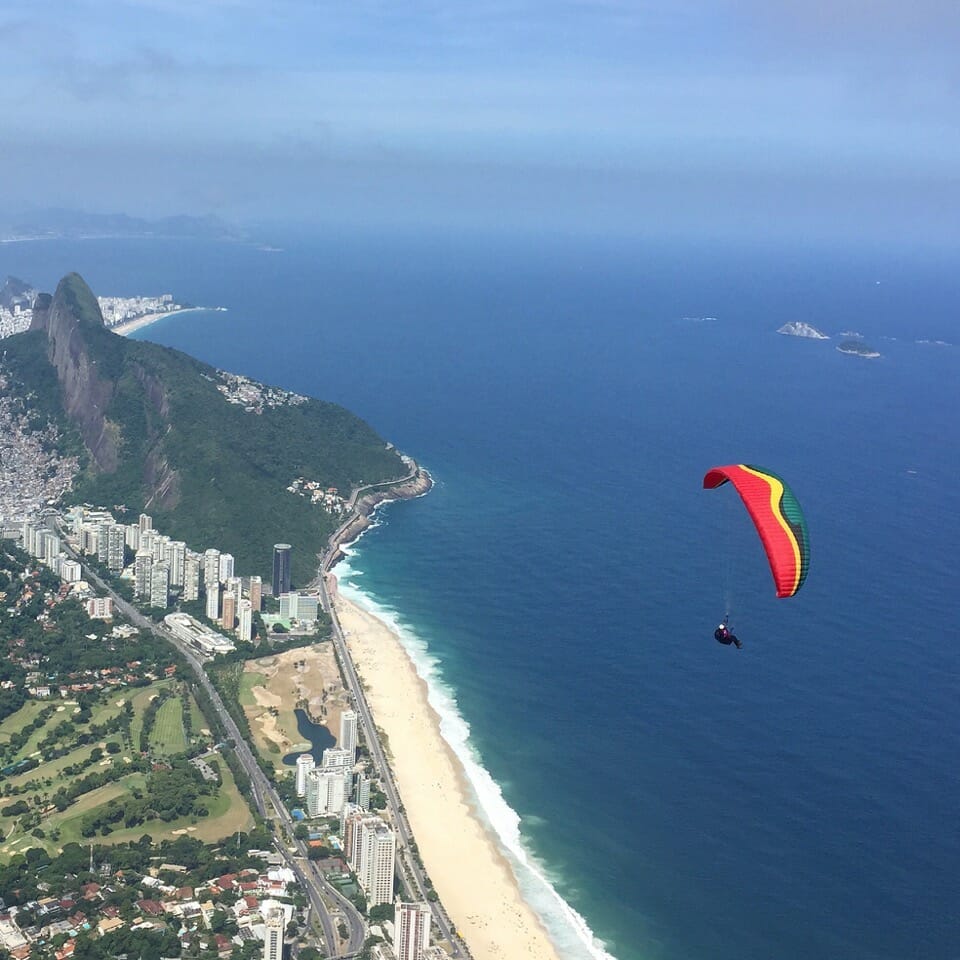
[1,273,408,582]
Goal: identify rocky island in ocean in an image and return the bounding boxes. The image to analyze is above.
[777,321,829,339]
[836,338,881,358]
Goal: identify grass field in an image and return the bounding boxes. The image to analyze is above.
[0,701,51,745]
[128,680,173,747]
[187,694,207,736]
[238,671,267,707]
[150,697,187,756]
[3,740,115,792]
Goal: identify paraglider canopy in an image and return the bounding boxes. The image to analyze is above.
[704,464,809,598]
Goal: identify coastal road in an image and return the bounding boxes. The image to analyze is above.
[54,526,367,958]
[317,500,471,960]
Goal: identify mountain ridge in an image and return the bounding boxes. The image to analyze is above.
[3,273,408,582]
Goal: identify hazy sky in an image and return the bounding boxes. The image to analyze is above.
[1,0,957,243]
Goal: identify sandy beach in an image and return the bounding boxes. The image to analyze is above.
[111,306,206,336]
[335,591,562,960]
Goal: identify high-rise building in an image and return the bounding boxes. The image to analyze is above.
[150,562,170,608]
[96,520,114,563]
[107,525,126,574]
[355,773,371,811]
[355,818,396,907]
[219,553,235,583]
[305,766,351,818]
[262,906,285,960]
[272,543,292,596]
[221,591,237,630]
[39,531,61,565]
[183,556,201,602]
[59,559,82,583]
[205,581,221,621]
[152,533,169,563]
[139,528,156,558]
[248,575,262,611]
[339,710,358,756]
[134,550,153,598]
[321,747,354,771]
[341,804,366,865]
[203,549,221,593]
[166,540,187,587]
[295,754,315,797]
[238,599,253,642]
[124,523,140,552]
[393,901,432,960]
[138,513,153,534]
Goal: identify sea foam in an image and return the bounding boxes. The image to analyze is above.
[336,517,619,960]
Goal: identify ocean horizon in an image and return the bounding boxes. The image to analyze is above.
[3,230,959,959]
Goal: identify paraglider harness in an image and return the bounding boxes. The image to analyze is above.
[714,616,741,649]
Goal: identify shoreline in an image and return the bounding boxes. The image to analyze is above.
[111,305,221,337]
[332,587,564,960]
[322,465,566,960]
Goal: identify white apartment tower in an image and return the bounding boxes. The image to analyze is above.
[138,512,153,534]
[106,525,126,574]
[203,549,221,592]
[150,561,170,608]
[238,598,253,642]
[152,533,170,563]
[355,818,396,907]
[339,709,358,756]
[218,552,235,583]
[124,523,140,552]
[205,580,221,621]
[321,747,354,771]
[305,766,351,818]
[295,753,315,797]
[183,556,201,602]
[134,550,153,598]
[393,901,432,960]
[262,906,285,960]
[166,540,187,587]
[355,773,371,811]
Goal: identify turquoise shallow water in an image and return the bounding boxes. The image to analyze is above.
[3,232,959,959]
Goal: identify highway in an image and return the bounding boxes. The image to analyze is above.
[54,525,367,959]
[317,495,471,960]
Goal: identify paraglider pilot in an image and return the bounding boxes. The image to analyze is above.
[714,616,741,649]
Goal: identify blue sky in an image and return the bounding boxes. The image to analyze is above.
[0,0,957,242]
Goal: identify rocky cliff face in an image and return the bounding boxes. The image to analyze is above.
[30,274,119,472]
[28,273,181,507]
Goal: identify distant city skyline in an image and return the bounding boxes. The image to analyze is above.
[0,1,956,246]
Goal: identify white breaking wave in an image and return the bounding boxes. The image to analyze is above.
[336,532,619,960]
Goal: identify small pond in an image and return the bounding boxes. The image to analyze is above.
[282,707,336,765]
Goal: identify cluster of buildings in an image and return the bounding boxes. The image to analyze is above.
[215,371,307,415]
[0,303,31,340]
[18,510,323,659]
[0,859,299,960]
[0,378,79,525]
[286,477,347,515]
[96,293,177,328]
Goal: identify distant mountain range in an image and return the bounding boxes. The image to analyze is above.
[1,209,246,242]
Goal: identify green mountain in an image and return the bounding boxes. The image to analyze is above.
[0,273,407,584]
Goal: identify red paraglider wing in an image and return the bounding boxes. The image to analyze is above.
[703,464,810,598]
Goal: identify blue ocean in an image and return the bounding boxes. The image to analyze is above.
[3,232,959,960]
